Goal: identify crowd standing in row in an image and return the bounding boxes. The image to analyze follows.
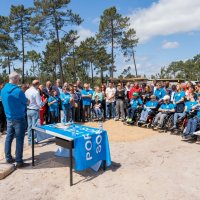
[0,71,200,167]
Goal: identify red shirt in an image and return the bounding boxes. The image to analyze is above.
[129,87,142,99]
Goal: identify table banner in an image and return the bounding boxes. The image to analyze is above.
[37,124,111,171]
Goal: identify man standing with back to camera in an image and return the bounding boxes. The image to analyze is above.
[1,72,29,168]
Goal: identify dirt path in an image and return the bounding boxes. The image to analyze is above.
[0,121,200,200]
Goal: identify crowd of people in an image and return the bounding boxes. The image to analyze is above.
[0,71,200,167]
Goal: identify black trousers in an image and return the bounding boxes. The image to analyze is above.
[0,102,6,132]
[82,105,91,122]
[50,111,58,124]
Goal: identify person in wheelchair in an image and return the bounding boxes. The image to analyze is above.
[170,84,186,130]
[182,94,200,140]
[138,95,158,124]
[92,95,103,120]
[126,92,143,123]
[152,95,175,129]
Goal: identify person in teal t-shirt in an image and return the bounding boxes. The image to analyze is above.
[60,87,71,123]
[126,92,143,123]
[183,94,200,139]
[81,83,93,122]
[139,95,158,123]
[48,90,60,123]
[152,95,175,129]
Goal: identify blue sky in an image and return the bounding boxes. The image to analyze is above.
[1,0,200,77]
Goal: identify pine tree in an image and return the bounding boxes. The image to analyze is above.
[121,28,138,76]
[0,16,19,74]
[10,5,41,83]
[33,0,83,84]
[97,6,129,78]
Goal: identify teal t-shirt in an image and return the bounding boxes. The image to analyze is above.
[173,91,185,103]
[185,101,198,112]
[160,103,175,111]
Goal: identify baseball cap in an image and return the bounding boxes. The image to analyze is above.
[163,95,170,100]
[133,92,139,96]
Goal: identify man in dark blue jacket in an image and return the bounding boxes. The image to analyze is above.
[1,71,29,168]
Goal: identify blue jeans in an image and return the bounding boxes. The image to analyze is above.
[184,117,200,136]
[140,108,151,122]
[106,102,115,119]
[94,108,102,118]
[5,119,26,164]
[63,107,71,123]
[127,107,137,119]
[173,112,186,126]
[27,109,39,144]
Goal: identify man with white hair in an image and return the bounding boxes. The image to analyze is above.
[25,79,43,145]
[52,79,62,97]
[1,71,29,168]
[152,95,175,129]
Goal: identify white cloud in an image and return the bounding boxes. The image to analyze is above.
[76,26,95,44]
[129,0,200,43]
[115,53,165,78]
[162,41,179,49]
[92,17,100,25]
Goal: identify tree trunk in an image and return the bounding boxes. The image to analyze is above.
[90,62,94,88]
[100,68,104,84]
[21,18,25,83]
[8,55,11,74]
[54,62,57,82]
[111,19,114,78]
[132,48,137,77]
[72,44,76,82]
[53,11,64,85]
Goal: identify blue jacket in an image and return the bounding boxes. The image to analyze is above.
[1,83,27,120]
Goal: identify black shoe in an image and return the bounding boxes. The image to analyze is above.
[6,158,15,164]
[15,162,30,169]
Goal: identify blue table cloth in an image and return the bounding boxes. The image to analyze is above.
[36,123,111,171]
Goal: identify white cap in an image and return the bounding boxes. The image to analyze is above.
[163,95,170,100]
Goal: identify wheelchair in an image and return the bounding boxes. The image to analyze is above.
[90,107,105,122]
[182,109,200,137]
[124,106,143,126]
[152,111,174,133]
[169,112,191,135]
[137,108,158,128]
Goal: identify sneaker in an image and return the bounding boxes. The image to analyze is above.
[138,120,145,124]
[154,126,158,130]
[114,118,119,121]
[170,126,176,130]
[196,136,200,144]
[182,135,193,140]
[15,162,30,169]
[6,158,15,164]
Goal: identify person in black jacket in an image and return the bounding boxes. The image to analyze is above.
[115,83,125,121]
[43,81,52,124]
[0,81,6,135]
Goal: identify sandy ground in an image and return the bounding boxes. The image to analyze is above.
[0,120,200,200]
